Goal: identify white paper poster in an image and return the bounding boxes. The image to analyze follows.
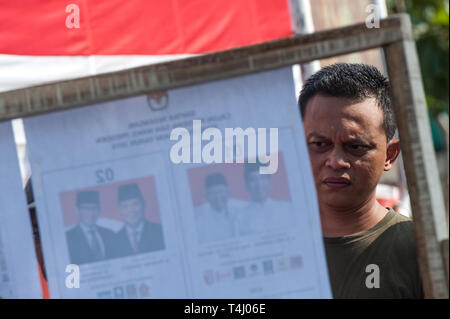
[0,122,42,298]
[23,67,331,298]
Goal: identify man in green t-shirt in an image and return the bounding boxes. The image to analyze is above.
[298,63,424,298]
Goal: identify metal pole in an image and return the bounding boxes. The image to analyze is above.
[288,0,320,83]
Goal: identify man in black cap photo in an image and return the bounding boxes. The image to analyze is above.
[194,172,246,244]
[66,190,115,265]
[113,183,165,258]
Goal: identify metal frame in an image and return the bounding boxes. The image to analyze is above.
[0,14,448,298]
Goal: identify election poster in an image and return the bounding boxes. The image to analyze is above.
[0,122,42,298]
[23,67,331,298]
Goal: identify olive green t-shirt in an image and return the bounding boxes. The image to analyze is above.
[324,208,424,299]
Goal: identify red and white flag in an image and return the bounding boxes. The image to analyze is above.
[0,0,293,92]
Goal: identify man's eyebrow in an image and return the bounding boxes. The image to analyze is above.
[307,132,327,139]
[346,136,375,146]
[306,133,376,145]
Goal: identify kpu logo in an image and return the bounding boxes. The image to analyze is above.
[147,91,169,111]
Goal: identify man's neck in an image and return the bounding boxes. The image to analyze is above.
[127,220,144,231]
[251,197,270,206]
[210,204,228,215]
[80,222,96,230]
[320,195,388,237]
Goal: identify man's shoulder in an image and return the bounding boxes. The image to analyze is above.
[373,209,423,298]
[388,207,412,223]
[115,226,127,237]
[143,219,163,233]
[66,224,81,236]
[382,208,415,241]
[359,209,419,277]
[326,209,423,298]
[97,225,116,237]
[228,198,248,209]
[383,209,418,256]
[324,209,417,259]
[142,220,165,249]
[194,203,210,218]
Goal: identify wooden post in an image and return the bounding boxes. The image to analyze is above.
[443,239,449,285]
[384,14,449,298]
[437,112,449,222]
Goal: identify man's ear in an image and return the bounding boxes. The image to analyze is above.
[384,138,400,171]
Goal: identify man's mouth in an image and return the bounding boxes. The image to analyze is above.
[323,177,351,188]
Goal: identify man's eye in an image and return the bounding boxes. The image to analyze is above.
[309,141,330,149]
[347,144,369,153]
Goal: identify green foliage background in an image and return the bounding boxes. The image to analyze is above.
[386,0,449,150]
[388,0,449,117]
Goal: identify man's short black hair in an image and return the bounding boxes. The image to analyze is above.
[205,173,228,189]
[118,183,144,204]
[243,161,270,183]
[76,190,100,208]
[298,63,397,141]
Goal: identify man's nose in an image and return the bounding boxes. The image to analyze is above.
[325,147,351,170]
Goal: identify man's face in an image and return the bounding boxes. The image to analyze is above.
[78,203,100,226]
[246,172,271,203]
[205,184,230,212]
[302,95,398,210]
[118,198,145,226]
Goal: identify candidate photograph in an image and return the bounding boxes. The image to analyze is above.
[65,190,116,265]
[192,172,246,244]
[61,177,165,265]
[112,183,165,258]
[234,160,296,236]
[188,154,295,244]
